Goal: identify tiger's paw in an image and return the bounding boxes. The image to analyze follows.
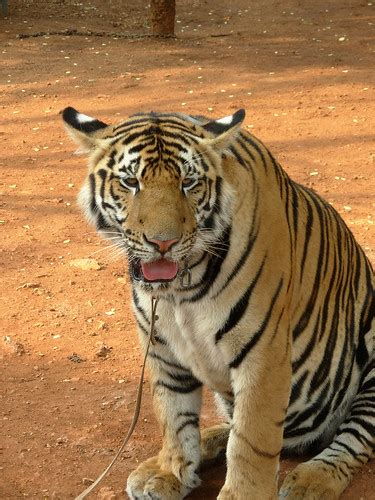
[200,423,230,462]
[279,462,343,500]
[126,455,199,500]
[157,444,201,490]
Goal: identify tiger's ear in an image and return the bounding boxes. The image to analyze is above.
[202,109,245,152]
[61,107,110,153]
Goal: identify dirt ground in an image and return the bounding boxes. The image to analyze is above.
[1,0,374,498]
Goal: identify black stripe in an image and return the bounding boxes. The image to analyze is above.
[132,288,149,325]
[107,150,116,169]
[199,156,210,172]
[96,212,111,231]
[201,176,223,230]
[122,130,151,146]
[232,428,280,458]
[239,132,268,172]
[88,173,97,214]
[290,183,299,239]
[288,370,309,406]
[113,116,153,132]
[357,276,374,369]
[213,188,260,296]
[197,178,212,211]
[299,191,314,281]
[308,294,340,397]
[351,409,375,419]
[148,352,190,372]
[292,193,326,340]
[128,139,154,154]
[286,382,330,432]
[147,131,191,147]
[338,426,373,448]
[331,439,358,457]
[331,341,350,397]
[135,318,167,345]
[311,458,336,468]
[155,380,202,394]
[97,168,107,203]
[310,392,333,428]
[177,411,199,418]
[215,257,265,343]
[270,154,288,199]
[229,278,284,368]
[292,313,320,373]
[228,145,249,170]
[310,228,339,341]
[114,118,201,143]
[176,418,199,435]
[349,417,375,436]
[165,371,198,383]
[182,225,231,302]
[333,356,356,413]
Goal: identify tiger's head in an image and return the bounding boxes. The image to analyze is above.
[62,107,245,288]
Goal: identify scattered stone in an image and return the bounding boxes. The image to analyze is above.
[56,436,68,445]
[97,320,107,331]
[16,282,41,290]
[95,343,112,359]
[3,336,25,356]
[69,258,101,271]
[67,353,86,363]
[44,198,64,204]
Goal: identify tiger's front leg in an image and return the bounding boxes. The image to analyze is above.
[218,324,292,500]
[126,340,203,500]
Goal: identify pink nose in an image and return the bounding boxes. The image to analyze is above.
[148,238,179,253]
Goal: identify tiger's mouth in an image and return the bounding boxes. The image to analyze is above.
[130,258,179,283]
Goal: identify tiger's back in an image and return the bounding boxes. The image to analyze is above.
[63,107,374,499]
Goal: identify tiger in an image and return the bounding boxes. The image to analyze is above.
[62,105,374,499]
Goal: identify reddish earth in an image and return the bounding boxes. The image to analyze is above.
[1,0,374,498]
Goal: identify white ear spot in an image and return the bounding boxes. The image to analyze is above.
[216,114,234,125]
[76,112,95,124]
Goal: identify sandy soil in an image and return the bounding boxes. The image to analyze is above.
[1,0,374,498]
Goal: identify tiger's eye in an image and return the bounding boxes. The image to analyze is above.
[182,178,196,189]
[121,177,139,189]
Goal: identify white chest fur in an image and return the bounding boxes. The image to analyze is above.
[141,293,232,394]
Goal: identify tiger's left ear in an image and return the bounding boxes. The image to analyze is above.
[202,109,245,151]
[61,106,110,153]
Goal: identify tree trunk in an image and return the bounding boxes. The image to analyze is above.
[150,0,175,36]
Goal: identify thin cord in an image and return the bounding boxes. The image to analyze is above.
[75,296,159,499]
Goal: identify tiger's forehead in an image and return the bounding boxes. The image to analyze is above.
[111,112,206,142]
[106,112,209,176]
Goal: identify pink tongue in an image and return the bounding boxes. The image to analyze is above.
[141,258,178,281]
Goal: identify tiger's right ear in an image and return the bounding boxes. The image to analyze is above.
[201,109,245,153]
[61,107,110,153]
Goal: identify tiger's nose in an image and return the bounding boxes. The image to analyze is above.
[145,237,180,254]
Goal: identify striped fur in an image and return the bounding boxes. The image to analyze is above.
[63,107,374,499]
